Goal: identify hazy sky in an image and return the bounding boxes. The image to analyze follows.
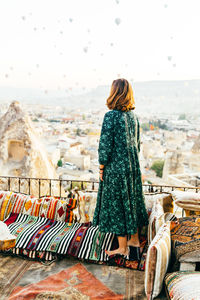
[0,0,200,90]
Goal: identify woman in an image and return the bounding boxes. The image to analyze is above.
[92,78,148,259]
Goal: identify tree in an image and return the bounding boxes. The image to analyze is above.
[57,159,63,167]
[141,123,150,131]
[76,128,81,136]
[178,113,186,120]
[150,160,165,178]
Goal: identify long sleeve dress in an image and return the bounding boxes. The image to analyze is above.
[92,109,148,236]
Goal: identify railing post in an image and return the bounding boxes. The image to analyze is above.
[1,175,200,197]
[8,177,10,191]
[28,178,31,195]
[49,180,52,196]
[59,180,62,197]
[39,179,41,198]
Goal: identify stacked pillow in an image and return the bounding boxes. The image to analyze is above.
[39,194,78,222]
[145,221,171,299]
[65,195,78,222]
[0,190,78,223]
[11,193,29,214]
[77,191,97,223]
[148,200,164,243]
[39,196,62,220]
[22,195,41,216]
[0,191,14,221]
[171,191,200,214]
[165,271,200,300]
[144,193,174,215]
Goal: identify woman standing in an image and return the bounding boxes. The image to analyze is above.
[92,78,148,258]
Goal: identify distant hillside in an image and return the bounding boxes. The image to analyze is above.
[0,80,200,114]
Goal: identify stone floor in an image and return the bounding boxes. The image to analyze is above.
[0,254,168,299]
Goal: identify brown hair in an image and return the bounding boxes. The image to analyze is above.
[106,78,135,111]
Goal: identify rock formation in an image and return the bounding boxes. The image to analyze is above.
[189,135,200,172]
[162,149,185,182]
[0,101,58,196]
[192,134,200,154]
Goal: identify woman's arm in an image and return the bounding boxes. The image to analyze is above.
[136,116,141,153]
[98,112,114,166]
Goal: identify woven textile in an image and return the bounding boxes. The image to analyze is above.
[54,199,68,222]
[171,191,200,211]
[11,193,28,214]
[78,191,97,223]
[22,196,41,216]
[165,271,200,300]
[65,195,78,223]
[184,209,200,216]
[39,196,58,220]
[145,222,171,299]
[155,212,177,236]
[4,213,114,262]
[144,193,173,214]
[0,191,14,221]
[171,215,200,260]
[148,200,164,244]
[39,196,75,223]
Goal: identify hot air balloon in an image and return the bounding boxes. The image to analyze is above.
[115,18,121,25]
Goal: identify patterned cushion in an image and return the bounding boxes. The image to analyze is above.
[184,209,200,217]
[0,191,14,221]
[39,194,79,223]
[165,271,200,300]
[171,216,200,261]
[65,194,78,223]
[11,193,28,214]
[85,192,97,222]
[171,191,200,211]
[39,197,59,220]
[155,212,177,235]
[54,199,68,222]
[144,193,173,214]
[78,191,97,223]
[22,195,40,216]
[31,198,45,217]
[145,222,171,299]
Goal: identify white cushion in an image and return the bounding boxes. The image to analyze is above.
[171,191,200,211]
[145,222,171,299]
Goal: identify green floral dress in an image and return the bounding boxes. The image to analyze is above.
[92,109,148,236]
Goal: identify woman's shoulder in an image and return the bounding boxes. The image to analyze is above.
[129,110,139,122]
[104,109,121,115]
[104,110,122,120]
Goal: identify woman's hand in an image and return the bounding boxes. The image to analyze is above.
[99,170,104,181]
[99,164,104,181]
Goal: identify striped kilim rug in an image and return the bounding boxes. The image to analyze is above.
[4,213,115,262]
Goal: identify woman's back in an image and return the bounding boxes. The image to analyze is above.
[93,78,148,238]
[98,109,140,175]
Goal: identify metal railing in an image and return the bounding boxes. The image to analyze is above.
[0,175,200,198]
